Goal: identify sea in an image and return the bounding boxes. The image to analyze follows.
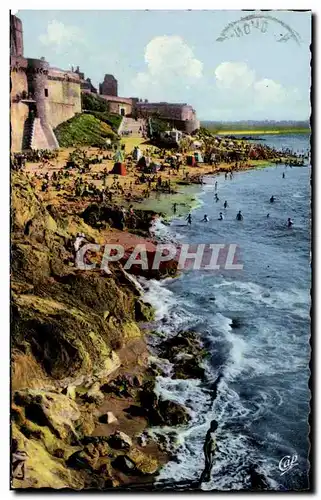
[141,134,311,491]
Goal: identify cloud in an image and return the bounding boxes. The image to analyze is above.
[39,20,83,52]
[214,61,301,112]
[253,78,287,104]
[215,62,256,91]
[132,36,203,100]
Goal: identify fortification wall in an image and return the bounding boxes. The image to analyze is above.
[108,101,132,116]
[165,118,200,134]
[11,61,28,96]
[10,67,29,151]
[11,102,29,151]
[47,78,81,128]
[135,102,199,132]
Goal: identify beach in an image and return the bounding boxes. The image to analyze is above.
[11,132,310,490]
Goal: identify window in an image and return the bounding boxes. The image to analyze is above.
[44,89,48,97]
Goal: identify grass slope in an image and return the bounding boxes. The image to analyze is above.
[85,110,122,132]
[81,92,122,132]
[54,113,117,147]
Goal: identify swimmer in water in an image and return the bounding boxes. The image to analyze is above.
[186,214,192,225]
[267,213,270,218]
[270,195,275,203]
[218,212,224,220]
[236,210,243,221]
[201,214,209,222]
[223,200,228,209]
[215,193,219,202]
[282,172,285,179]
[287,217,293,227]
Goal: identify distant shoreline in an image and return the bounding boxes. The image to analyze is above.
[213,129,310,136]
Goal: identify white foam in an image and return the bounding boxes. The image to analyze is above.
[150,217,180,243]
[138,277,176,321]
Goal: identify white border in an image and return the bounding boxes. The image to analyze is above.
[1,1,317,499]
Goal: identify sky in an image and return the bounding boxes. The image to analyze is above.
[16,10,311,121]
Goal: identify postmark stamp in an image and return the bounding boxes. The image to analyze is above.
[216,13,301,45]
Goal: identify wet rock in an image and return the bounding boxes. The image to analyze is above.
[101,375,136,397]
[61,385,77,401]
[53,448,65,459]
[124,405,146,418]
[77,412,96,436]
[159,331,206,380]
[66,449,99,471]
[13,389,81,441]
[157,399,190,426]
[147,398,190,426]
[135,300,155,322]
[112,455,136,473]
[137,432,148,447]
[82,383,105,405]
[98,412,118,424]
[96,441,111,457]
[108,431,132,450]
[139,381,158,409]
[127,447,158,475]
[231,318,242,329]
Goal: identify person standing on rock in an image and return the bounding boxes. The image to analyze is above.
[11,439,28,481]
[200,420,218,483]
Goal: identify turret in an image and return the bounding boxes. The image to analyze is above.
[10,15,24,57]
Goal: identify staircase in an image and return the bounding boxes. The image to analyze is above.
[22,116,35,150]
[31,118,59,150]
[119,117,146,137]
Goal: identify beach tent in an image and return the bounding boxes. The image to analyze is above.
[113,150,124,162]
[194,151,204,163]
[186,155,196,166]
[111,162,127,175]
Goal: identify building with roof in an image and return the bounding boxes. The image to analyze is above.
[10,14,83,151]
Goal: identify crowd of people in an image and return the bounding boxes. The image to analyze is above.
[15,131,307,238]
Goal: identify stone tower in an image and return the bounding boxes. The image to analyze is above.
[99,74,118,96]
[10,14,24,57]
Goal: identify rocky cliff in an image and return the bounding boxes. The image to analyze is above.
[11,172,176,489]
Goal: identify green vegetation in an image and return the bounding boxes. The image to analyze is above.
[84,110,122,132]
[201,120,310,135]
[149,116,171,136]
[81,92,109,113]
[81,92,122,132]
[215,128,310,136]
[54,113,117,147]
